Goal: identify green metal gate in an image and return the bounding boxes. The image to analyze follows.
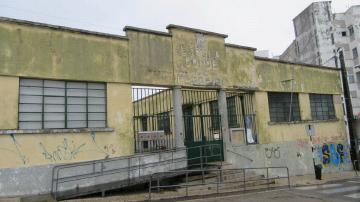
[182,89,224,167]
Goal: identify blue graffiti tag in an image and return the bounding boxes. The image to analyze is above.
[330,144,340,166]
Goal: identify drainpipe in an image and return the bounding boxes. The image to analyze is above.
[338,50,359,169]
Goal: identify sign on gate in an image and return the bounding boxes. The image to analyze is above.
[138,131,166,141]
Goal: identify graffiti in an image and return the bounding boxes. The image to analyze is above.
[315,143,350,167]
[264,146,280,159]
[103,144,116,155]
[0,134,28,165]
[39,138,86,162]
[90,132,117,158]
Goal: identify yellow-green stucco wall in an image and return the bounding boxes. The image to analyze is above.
[0,21,129,83]
[0,76,133,168]
[0,19,348,169]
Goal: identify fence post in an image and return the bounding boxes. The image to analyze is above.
[157,175,160,192]
[128,158,131,186]
[287,167,291,190]
[149,175,152,201]
[186,171,189,197]
[243,169,246,191]
[267,168,269,190]
[217,169,220,194]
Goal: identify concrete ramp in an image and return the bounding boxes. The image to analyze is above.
[52,149,187,200]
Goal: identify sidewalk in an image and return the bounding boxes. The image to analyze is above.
[1,170,358,202]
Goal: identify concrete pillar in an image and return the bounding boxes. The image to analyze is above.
[218,89,230,144]
[173,86,185,148]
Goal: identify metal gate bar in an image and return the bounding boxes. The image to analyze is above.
[132,87,174,153]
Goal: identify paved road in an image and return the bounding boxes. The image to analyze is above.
[186,177,360,202]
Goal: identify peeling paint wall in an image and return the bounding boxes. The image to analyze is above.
[256,59,342,94]
[0,76,18,129]
[126,31,174,86]
[0,21,129,83]
[170,29,227,87]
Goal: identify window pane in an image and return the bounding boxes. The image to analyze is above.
[88,121,106,127]
[19,122,42,129]
[310,94,335,120]
[67,121,86,128]
[67,105,86,113]
[44,121,65,129]
[67,82,86,89]
[88,97,105,105]
[20,95,42,104]
[68,97,86,105]
[44,97,65,104]
[67,113,86,121]
[44,113,65,121]
[88,105,105,112]
[89,113,106,121]
[20,86,43,95]
[19,104,42,112]
[88,89,105,97]
[44,88,65,96]
[19,113,42,121]
[268,92,301,122]
[44,104,65,113]
[67,88,87,97]
[20,79,43,87]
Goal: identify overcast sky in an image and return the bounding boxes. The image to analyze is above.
[0,0,358,55]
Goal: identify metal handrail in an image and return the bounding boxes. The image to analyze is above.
[51,143,223,200]
[148,167,290,200]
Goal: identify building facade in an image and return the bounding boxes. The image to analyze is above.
[0,17,351,196]
[280,1,360,119]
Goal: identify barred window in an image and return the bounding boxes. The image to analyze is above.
[310,94,336,120]
[157,112,170,134]
[19,78,106,129]
[268,92,301,122]
[209,100,220,130]
[226,96,238,128]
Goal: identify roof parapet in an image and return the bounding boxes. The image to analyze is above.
[0,16,128,40]
[123,26,171,37]
[225,43,257,51]
[166,24,228,38]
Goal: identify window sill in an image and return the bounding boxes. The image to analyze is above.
[0,127,114,135]
[268,118,339,125]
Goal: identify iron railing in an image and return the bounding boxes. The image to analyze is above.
[51,144,223,200]
[148,167,290,201]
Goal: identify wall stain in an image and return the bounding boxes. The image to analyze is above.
[0,134,28,165]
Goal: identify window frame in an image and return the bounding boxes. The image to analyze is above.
[157,112,170,134]
[18,78,107,130]
[209,100,220,130]
[309,94,336,121]
[226,96,239,128]
[268,92,301,123]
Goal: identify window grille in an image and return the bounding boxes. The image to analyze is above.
[309,94,336,120]
[268,92,301,122]
[19,78,106,129]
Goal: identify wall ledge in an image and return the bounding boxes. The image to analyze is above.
[268,119,339,125]
[0,127,114,135]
